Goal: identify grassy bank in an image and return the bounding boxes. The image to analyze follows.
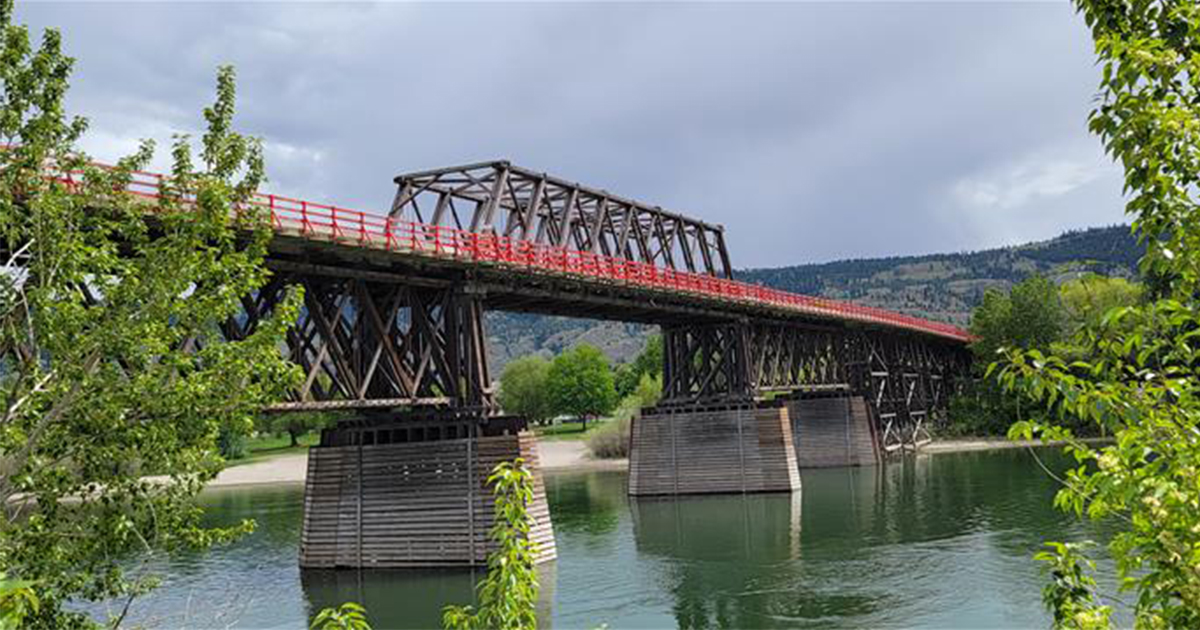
[533,419,613,442]
[227,432,320,466]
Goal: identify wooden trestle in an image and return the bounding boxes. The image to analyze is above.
[300,415,555,569]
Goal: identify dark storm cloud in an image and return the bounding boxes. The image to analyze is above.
[22,2,1125,267]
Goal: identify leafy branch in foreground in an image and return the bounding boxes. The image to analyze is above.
[311,602,371,630]
[443,459,540,630]
[995,1,1200,627]
[0,2,300,626]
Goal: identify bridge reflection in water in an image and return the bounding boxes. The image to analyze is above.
[108,450,1094,629]
[299,563,558,628]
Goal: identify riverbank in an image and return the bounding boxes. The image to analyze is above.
[206,434,1097,489]
[923,436,1111,454]
[207,439,627,488]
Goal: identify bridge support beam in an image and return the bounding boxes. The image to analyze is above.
[299,415,556,569]
[628,403,800,496]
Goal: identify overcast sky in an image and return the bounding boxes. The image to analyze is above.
[23,2,1125,268]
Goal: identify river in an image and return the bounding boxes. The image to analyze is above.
[103,447,1115,629]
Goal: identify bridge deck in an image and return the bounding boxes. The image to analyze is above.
[100,165,970,343]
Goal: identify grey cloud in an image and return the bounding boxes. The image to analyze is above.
[24,1,1126,267]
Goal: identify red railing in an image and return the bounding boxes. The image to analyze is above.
[72,163,973,343]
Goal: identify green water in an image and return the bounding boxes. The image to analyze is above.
[104,448,1114,629]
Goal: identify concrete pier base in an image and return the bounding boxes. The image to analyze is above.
[628,404,800,496]
[299,420,555,569]
[785,394,880,468]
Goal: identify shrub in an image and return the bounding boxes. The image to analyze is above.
[585,373,661,459]
[586,416,630,459]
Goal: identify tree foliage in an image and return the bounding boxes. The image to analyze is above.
[258,411,331,448]
[546,344,617,421]
[311,602,372,630]
[443,460,540,630]
[587,372,662,459]
[497,356,554,425]
[994,1,1200,626]
[614,334,662,398]
[0,573,37,630]
[0,4,299,626]
[1059,274,1143,333]
[952,274,1143,438]
[969,275,1067,363]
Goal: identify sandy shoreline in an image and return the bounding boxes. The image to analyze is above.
[206,436,1091,489]
[920,436,1111,454]
[207,439,627,489]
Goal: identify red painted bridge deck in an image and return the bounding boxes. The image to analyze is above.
[85,164,972,343]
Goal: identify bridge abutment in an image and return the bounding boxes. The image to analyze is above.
[628,404,800,496]
[299,416,556,569]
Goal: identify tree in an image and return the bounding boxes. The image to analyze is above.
[995,1,1200,626]
[0,4,300,626]
[969,275,1066,363]
[496,356,554,425]
[587,372,662,459]
[258,411,331,448]
[443,460,540,630]
[615,334,663,398]
[949,276,1070,437]
[546,344,617,429]
[1058,274,1142,332]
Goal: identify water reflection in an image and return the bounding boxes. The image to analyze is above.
[82,449,1117,629]
[300,564,557,630]
[631,492,803,562]
[631,492,804,629]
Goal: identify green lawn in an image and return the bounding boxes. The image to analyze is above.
[533,418,612,442]
[227,432,320,466]
[230,420,606,466]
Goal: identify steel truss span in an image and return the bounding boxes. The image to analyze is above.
[391,161,733,278]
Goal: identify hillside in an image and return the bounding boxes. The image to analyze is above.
[738,224,1140,326]
[485,225,1142,371]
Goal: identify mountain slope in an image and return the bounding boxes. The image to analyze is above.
[738,224,1140,326]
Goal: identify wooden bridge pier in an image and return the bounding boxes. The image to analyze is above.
[781,391,880,468]
[628,402,800,496]
[299,412,557,569]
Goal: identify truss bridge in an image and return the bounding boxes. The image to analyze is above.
[108,159,973,568]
